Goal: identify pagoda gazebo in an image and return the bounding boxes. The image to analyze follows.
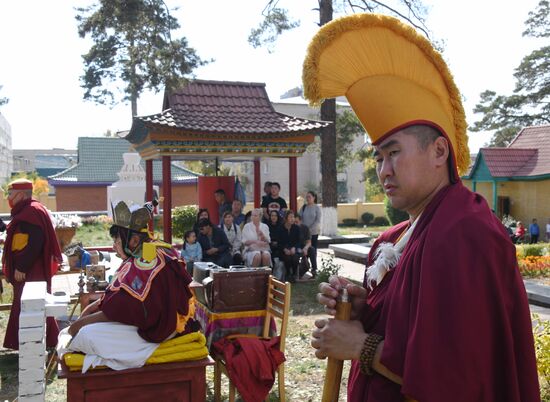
[124,80,330,243]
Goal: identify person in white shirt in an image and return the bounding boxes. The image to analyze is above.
[220,211,243,265]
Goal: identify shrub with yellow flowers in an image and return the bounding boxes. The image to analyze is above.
[533,314,550,401]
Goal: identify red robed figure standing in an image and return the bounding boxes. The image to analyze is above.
[3,179,62,350]
[304,13,540,402]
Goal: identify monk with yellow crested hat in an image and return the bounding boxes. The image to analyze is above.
[3,178,63,350]
[309,14,540,402]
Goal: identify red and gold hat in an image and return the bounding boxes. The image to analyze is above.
[302,13,469,178]
[8,179,33,191]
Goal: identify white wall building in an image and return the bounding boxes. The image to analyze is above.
[0,113,13,183]
[227,98,366,204]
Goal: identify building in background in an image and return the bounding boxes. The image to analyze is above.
[0,113,13,183]
[49,137,199,212]
[463,124,550,225]
[13,148,76,178]
[222,97,366,204]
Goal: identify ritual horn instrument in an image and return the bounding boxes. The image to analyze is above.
[321,288,352,402]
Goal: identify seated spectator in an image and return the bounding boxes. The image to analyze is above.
[231,199,246,227]
[266,210,282,261]
[193,208,210,235]
[214,189,232,225]
[277,210,301,283]
[515,221,526,243]
[220,211,243,265]
[181,230,202,275]
[242,209,272,268]
[197,219,232,268]
[261,182,287,221]
[295,214,317,278]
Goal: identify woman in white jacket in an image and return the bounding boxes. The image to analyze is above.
[241,208,271,267]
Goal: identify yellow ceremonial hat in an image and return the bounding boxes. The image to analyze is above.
[302,13,469,177]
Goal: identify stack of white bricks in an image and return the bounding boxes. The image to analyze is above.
[19,281,68,402]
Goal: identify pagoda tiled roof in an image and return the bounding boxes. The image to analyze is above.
[49,137,198,184]
[467,125,550,179]
[148,80,329,135]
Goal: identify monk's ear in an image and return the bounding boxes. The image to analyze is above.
[433,136,450,167]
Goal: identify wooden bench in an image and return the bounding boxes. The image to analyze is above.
[58,357,214,402]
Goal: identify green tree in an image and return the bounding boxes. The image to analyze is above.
[250,0,431,235]
[335,108,365,171]
[0,85,8,107]
[472,0,550,146]
[356,147,384,201]
[75,0,207,117]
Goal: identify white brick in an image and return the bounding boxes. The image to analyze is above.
[19,339,46,357]
[45,303,67,318]
[19,327,45,343]
[19,394,45,402]
[19,311,46,328]
[19,353,45,369]
[19,380,45,396]
[21,282,47,312]
[19,367,45,382]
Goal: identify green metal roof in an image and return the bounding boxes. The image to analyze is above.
[49,137,199,184]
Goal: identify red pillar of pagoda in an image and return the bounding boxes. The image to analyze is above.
[289,156,297,213]
[162,156,172,244]
[145,159,154,232]
[254,159,261,208]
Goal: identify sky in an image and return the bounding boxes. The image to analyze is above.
[0,0,543,152]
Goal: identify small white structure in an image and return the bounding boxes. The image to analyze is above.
[107,153,158,214]
[19,282,69,402]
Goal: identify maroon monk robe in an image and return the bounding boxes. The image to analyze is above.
[99,247,197,343]
[347,220,409,401]
[377,182,539,402]
[3,198,62,350]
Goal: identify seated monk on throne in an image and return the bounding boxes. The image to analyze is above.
[61,201,199,372]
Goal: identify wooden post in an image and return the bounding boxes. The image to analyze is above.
[254,159,261,208]
[289,157,297,213]
[162,156,172,244]
[146,159,153,232]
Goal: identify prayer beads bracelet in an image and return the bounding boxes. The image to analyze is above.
[359,333,384,376]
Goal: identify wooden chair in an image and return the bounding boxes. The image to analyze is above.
[213,275,291,402]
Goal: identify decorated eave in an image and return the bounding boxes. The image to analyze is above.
[124,80,331,160]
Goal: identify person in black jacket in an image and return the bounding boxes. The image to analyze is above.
[197,219,232,268]
[277,210,301,282]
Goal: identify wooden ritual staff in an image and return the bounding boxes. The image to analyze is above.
[321,288,352,402]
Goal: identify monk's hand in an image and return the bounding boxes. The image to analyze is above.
[14,269,26,282]
[311,318,367,360]
[317,276,366,319]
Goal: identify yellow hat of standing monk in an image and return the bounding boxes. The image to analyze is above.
[8,178,33,191]
[302,13,469,179]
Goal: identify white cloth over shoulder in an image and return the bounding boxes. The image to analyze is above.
[58,322,159,373]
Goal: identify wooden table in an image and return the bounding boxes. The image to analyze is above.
[58,357,214,402]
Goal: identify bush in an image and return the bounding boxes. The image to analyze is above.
[372,216,390,226]
[342,218,358,226]
[361,212,374,225]
[384,197,409,225]
[317,255,342,283]
[517,244,549,258]
[533,314,550,401]
[172,205,198,239]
